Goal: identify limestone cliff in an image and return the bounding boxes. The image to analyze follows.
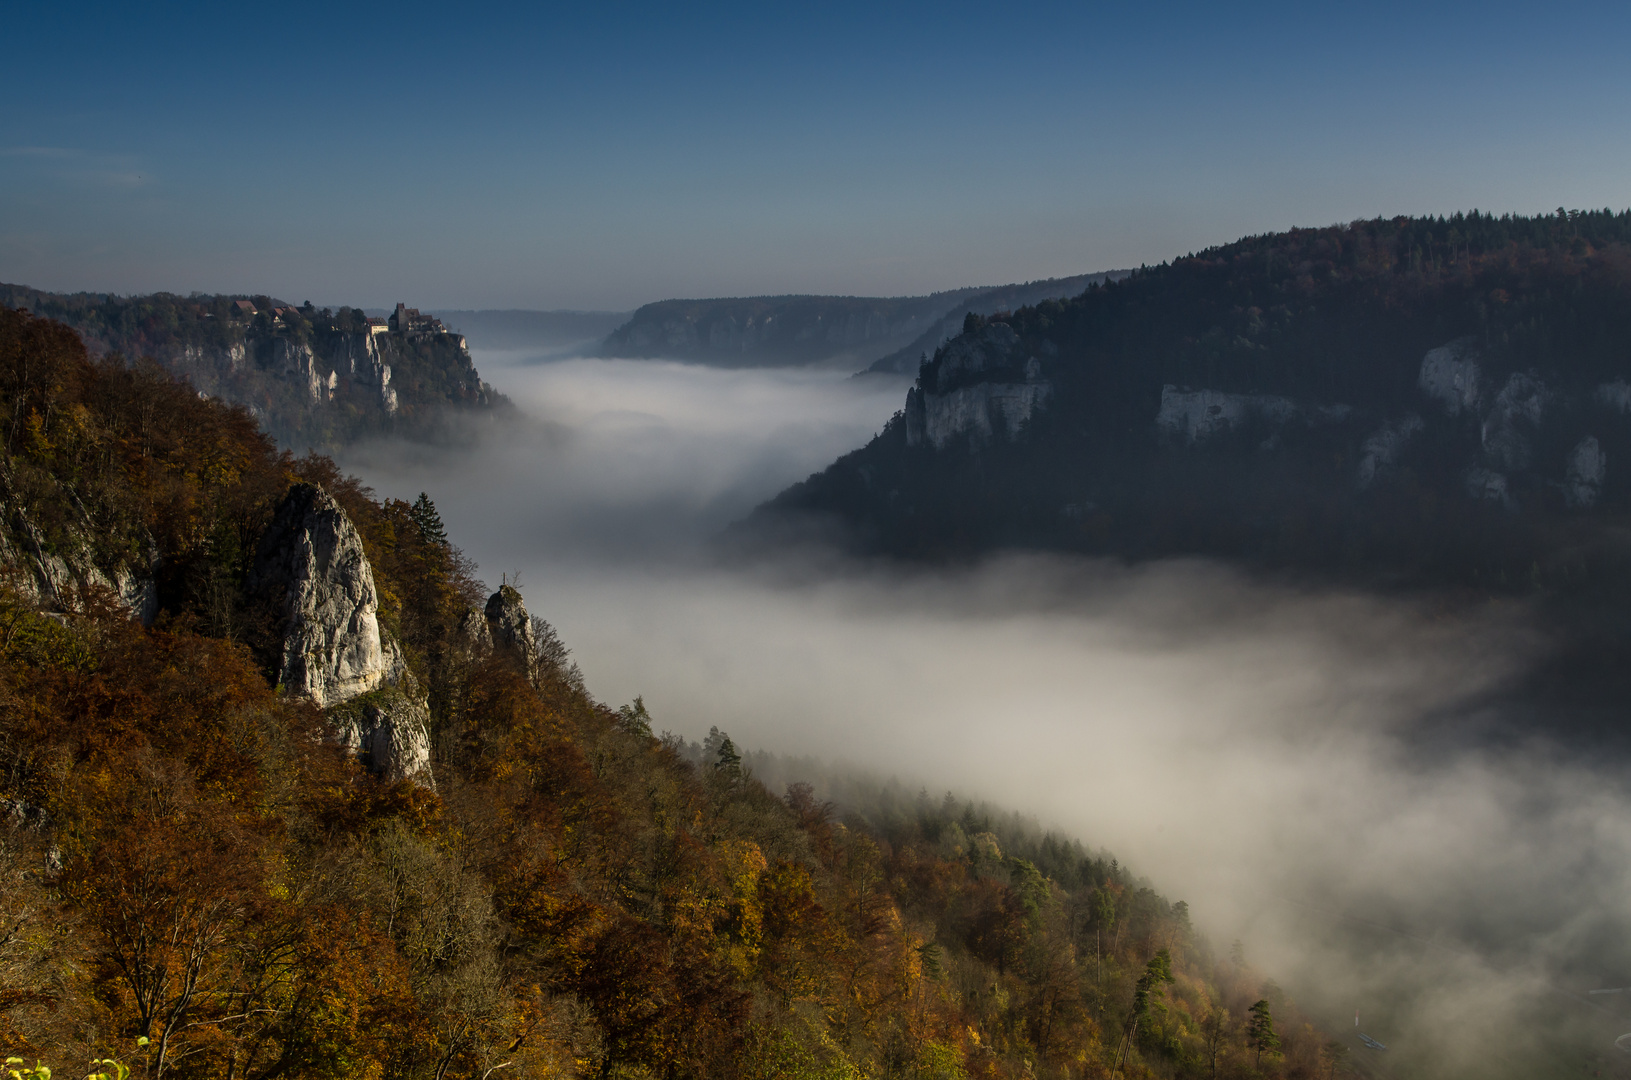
[252,484,391,706]
[325,681,436,787]
[904,322,1052,449]
[0,284,509,450]
[251,483,432,785]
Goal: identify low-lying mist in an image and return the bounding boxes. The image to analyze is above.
[342,349,1631,1078]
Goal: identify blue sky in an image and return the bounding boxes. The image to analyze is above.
[3,1,1629,309]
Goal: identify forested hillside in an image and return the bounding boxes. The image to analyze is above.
[757,210,1631,595]
[599,292,982,368]
[0,308,1343,1078]
[861,274,1127,376]
[0,286,510,450]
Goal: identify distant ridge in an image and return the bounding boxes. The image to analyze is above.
[860,272,1128,375]
[596,273,1124,370]
[432,308,630,354]
[753,210,1631,585]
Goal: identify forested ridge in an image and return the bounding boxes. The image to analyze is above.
[0,309,1345,1079]
[761,209,1631,589]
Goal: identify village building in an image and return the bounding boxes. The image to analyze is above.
[388,302,448,335]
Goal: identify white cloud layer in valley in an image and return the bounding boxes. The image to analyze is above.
[340,349,1631,1077]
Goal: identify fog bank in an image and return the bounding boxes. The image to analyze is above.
[342,349,1631,1078]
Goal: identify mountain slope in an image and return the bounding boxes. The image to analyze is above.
[599,275,1130,371]
[860,272,1128,375]
[0,304,1341,1078]
[598,290,984,367]
[754,211,1631,587]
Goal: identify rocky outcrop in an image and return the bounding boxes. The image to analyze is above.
[0,536,156,622]
[1357,415,1424,488]
[0,284,506,452]
[457,604,493,660]
[327,682,435,787]
[485,584,537,682]
[0,465,156,622]
[1594,380,1631,413]
[251,484,390,707]
[250,483,434,785]
[1418,337,1483,416]
[905,323,1053,449]
[1565,436,1606,508]
[1480,371,1550,470]
[908,381,1052,449]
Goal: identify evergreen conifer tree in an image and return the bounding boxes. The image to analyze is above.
[410,492,448,547]
[1247,999,1281,1065]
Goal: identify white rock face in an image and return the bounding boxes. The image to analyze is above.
[250,483,434,785]
[0,503,156,623]
[329,683,435,787]
[271,340,326,404]
[1357,415,1424,488]
[1155,386,1348,445]
[1465,467,1514,508]
[1565,435,1606,508]
[1594,380,1631,413]
[917,381,1052,449]
[904,323,1052,449]
[1481,372,1549,470]
[457,605,493,661]
[486,585,539,682]
[251,483,389,708]
[1419,338,1483,416]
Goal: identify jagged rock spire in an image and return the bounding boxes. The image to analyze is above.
[251,483,389,707]
[485,582,538,683]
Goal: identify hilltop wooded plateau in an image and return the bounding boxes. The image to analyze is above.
[0,304,1344,1077]
[762,210,1631,585]
[752,211,1631,738]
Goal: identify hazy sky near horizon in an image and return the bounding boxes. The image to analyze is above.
[5,0,1630,309]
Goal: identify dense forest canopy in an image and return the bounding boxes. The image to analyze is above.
[0,305,1344,1078]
